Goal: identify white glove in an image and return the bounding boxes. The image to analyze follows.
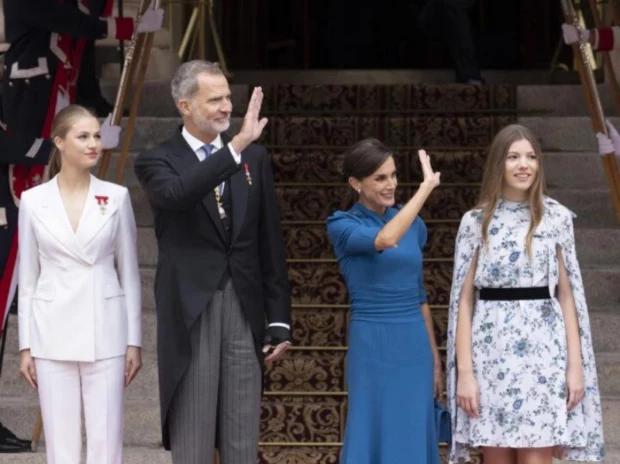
[597,132,614,155]
[604,120,620,156]
[100,114,122,150]
[137,4,164,34]
[562,23,589,45]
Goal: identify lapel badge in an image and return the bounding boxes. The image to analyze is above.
[95,195,109,215]
[243,163,252,186]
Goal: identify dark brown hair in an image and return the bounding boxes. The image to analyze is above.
[340,138,394,205]
[341,138,393,180]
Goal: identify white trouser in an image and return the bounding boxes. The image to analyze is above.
[35,356,126,464]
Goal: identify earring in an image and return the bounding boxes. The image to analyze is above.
[357,188,361,193]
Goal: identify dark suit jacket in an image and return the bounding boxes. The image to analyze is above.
[134,129,291,449]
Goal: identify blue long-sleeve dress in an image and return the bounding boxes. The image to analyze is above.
[327,202,440,464]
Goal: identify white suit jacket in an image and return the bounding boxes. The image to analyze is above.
[18,174,141,362]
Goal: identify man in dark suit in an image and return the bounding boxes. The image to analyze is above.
[134,60,291,464]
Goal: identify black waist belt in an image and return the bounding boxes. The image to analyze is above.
[478,286,551,301]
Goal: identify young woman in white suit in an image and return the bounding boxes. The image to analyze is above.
[17,105,142,464]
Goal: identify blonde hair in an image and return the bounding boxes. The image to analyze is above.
[47,105,98,179]
[476,124,546,258]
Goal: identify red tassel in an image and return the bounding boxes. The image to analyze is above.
[114,17,135,41]
[597,27,614,52]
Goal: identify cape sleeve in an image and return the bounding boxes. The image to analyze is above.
[446,209,482,464]
[550,202,605,461]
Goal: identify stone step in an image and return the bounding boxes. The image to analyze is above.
[518,116,620,152]
[99,82,249,118]
[113,116,619,175]
[7,348,620,399]
[0,395,618,450]
[517,85,615,117]
[117,117,243,152]
[574,229,620,267]
[128,183,477,225]
[0,446,172,464]
[98,47,178,82]
[99,80,612,118]
[591,312,620,353]
[2,446,620,464]
[244,83,517,116]
[550,189,618,229]
[5,344,620,400]
[0,354,161,401]
[102,81,612,120]
[134,222,620,265]
[0,395,346,447]
[543,152,607,190]
[3,304,350,362]
[135,260,454,308]
[135,262,620,310]
[134,222,458,263]
[3,311,156,363]
[107,149,487,187]
[105,149,608,190]
[128,184,616,228]
[0,398,162,447]
[4,305,618,382]
[122,115,514,151]
[225,69,589,86]
[0,348,347,399]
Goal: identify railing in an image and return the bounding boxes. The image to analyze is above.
[561,0,620,222]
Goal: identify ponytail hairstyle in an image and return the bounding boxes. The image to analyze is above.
[46,105,98,180]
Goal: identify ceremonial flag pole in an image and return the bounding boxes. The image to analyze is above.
[561,0,620,221]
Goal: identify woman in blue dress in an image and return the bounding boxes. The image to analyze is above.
[327,138,442,464]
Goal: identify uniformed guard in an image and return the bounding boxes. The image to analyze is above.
[0,0,161,424]
[0,127,52,453]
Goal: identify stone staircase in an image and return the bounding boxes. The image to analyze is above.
[0,76,618,464]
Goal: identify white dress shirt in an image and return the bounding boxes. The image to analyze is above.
[181,127,240,194]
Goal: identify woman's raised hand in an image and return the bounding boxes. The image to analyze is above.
[418,149,441,190]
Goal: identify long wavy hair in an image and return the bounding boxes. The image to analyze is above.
[46,105,98,180]
[476,124,546,258]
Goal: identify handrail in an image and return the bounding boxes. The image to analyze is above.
[561,0,620,222]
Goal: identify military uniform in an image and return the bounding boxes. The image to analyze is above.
[0,0,136,340]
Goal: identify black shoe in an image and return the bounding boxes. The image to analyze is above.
[0,423,31,448]
[0,437,31,453]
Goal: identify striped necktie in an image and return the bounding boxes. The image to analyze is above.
[201,144,224,195]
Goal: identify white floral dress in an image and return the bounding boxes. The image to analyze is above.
[446,197,605,462]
